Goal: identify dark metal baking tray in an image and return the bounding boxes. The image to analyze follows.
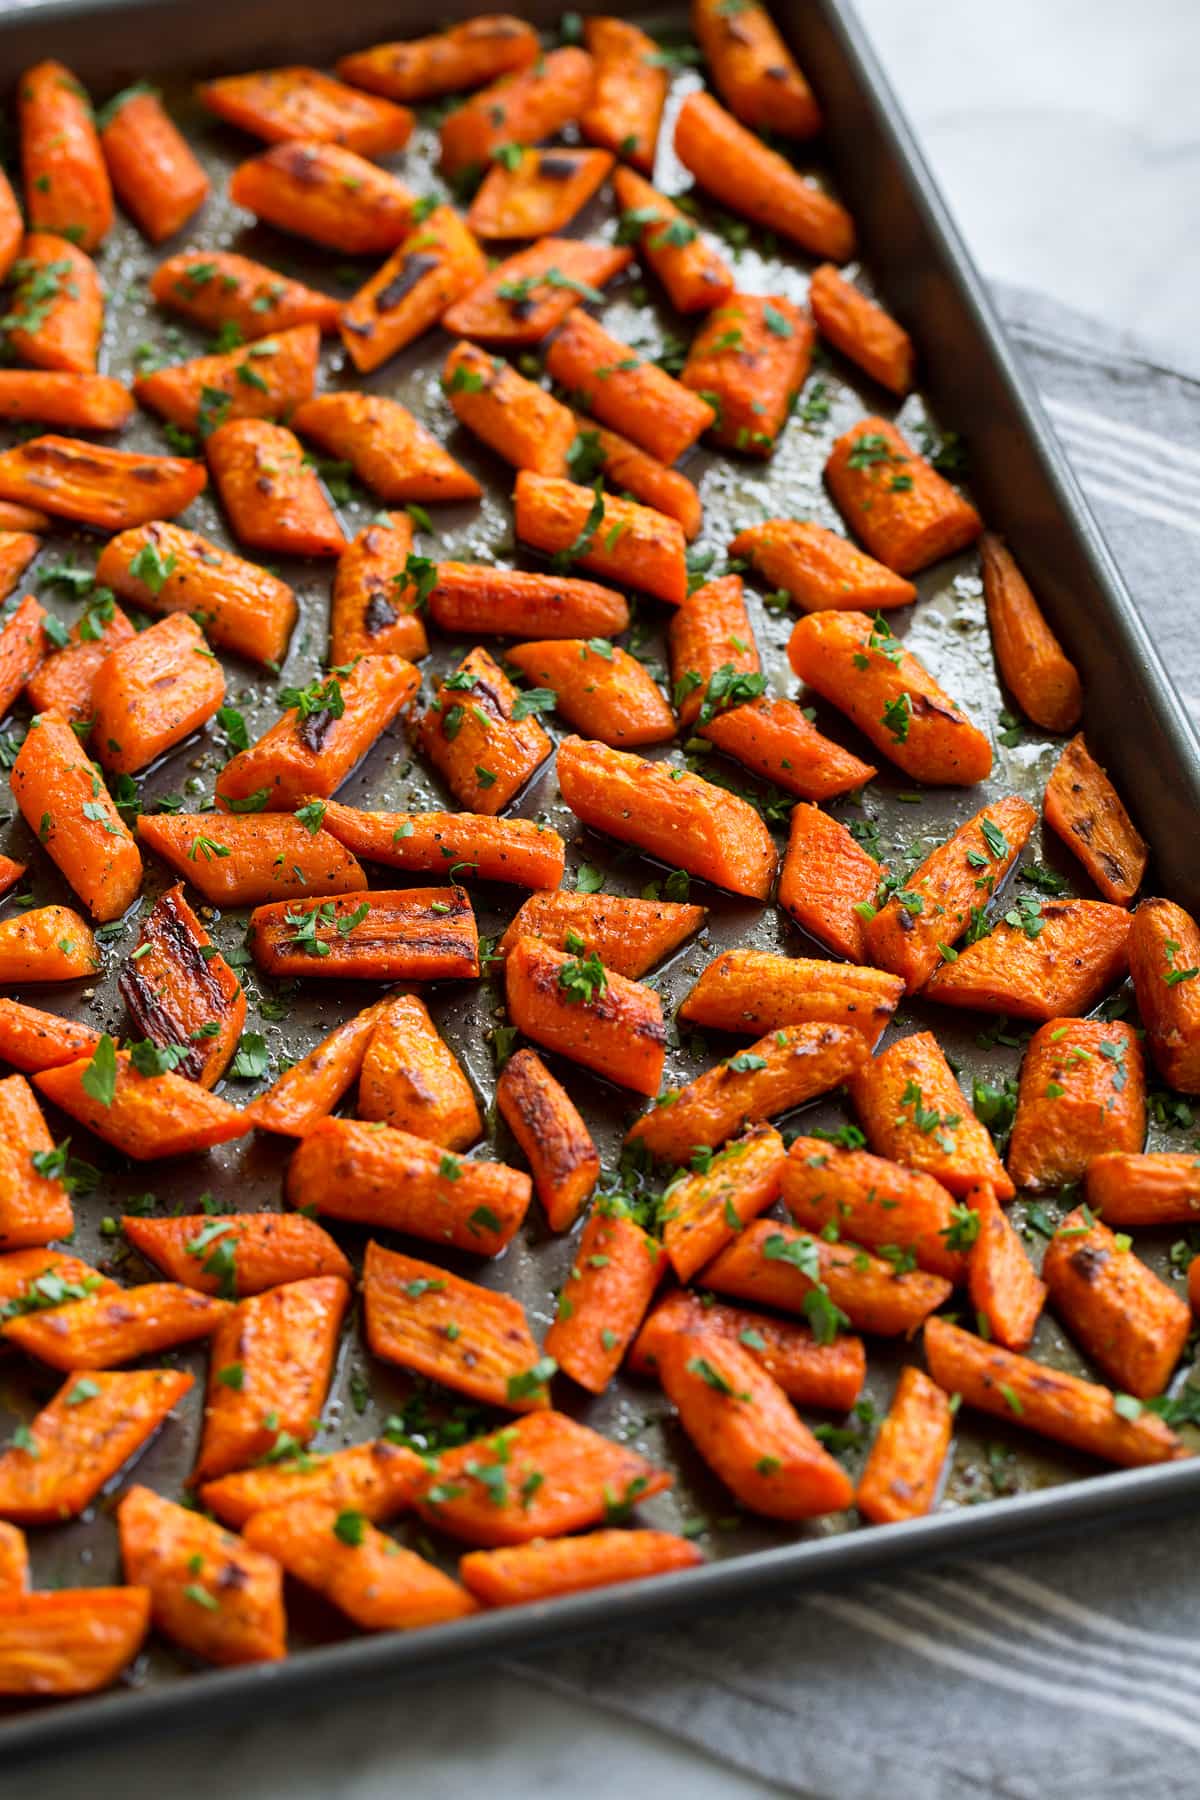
[1,0,1199,1760]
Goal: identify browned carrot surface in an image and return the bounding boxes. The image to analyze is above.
[702,1219,952,1338]
[97,522,297,668]
[729,518,917,613]
[460,1530,703,1608]
[357,993,481,1148]
[228,141,414,253]
[630,1288,866,1411]
[496,1047,599,1231]
[10,710,142,920]
[1042,1206,1189,1399]
[3,1283,230,1371]
[1127,897,1200,1092]
[468,147,614,240]
[678,949,902,1045]
[413,645,552,816]
[328,513,428,666]
[123,1212,351,1296]
[198,66,414,154]
[150,250,341,339]
[0,1369,193,1523]
[428,562,630,639]
[294,391,480,505]
[34,1047,251,1160]
[248,886,478,982]
[0,438,206,531]
[0,1590,149,1694]
[118,884,244,1087]
[514,471,688,607]
[825,416,982,574]
[200,1437,424,1529]
[1044,733,1147,905]
[440,238,632,347]
[966,1182,1046,1352]
[336,19,540,102]
[339,207,487,375]
[1007,1018,1145,1192]
[498,892,706,977]
[851,1030,1013,1199]
[682,293,813,456]
[438,48,594,178]
[136,810,366,906]
[979,533,1082,733]
[505,934,666,1097]
[855,1366,950,1524]
[5,234,102,374]
[693,0,820,137]
[0,906,100,984]
[808,264,914,395]
[24,599,132,726]
[0,1073,74,1249]
[317,799,565,891]
[661,1123,787,1283]
[19,61,113,252]
[91,612,225,777]
[611,165,732,314]
[782,1136,966,1282]
[545,1205,666,1392]
[1084,1152,1200,1227]
[206,416,344,558]
[99,87,209,243]
[923,898,1132,1020]
[580,17,668,171]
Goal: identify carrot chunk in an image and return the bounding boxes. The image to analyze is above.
[1045,733,1147,905]
[438,47,595,178]
[514,471,687,605]
[498,891,705,978]
[693,0,821,137]
[630,1288,866,1411]
[414,645,552,816]
[825,416,982,575]
[443,340,576,477]
[317,798,565,891]
[580,17,668,171]
[923,898,1132,1020]
[966,1181,1046,1352]
[98,88,208,243]
[440,238,632,347]
[294,391,480,505]
[0,1250,113,1315]
[679,949,902,1046]
[1043,1205,1188,1398]
[611,164,732,313]
[545,1206,666,1393]
[1128,899,1200,1094]
[91,612,224,777]
[569,412,704,539]
[0,1523,28,1595]
[97,522,297,668]
[0,173,22,284]
[4,1282,230,1370]
[1084,1152,1200,1228]
[0,437,205,531]
[364,1240,549,1412]
[783,1135,966,1282]
[682,293,812,456]
[286,1116,531,1256]
[124,1212,350,1297]
[461,1528,702,1608]
[0,856,25,901]
[336,18,539,103]
[0,999,100,1072]
[0,1074,73,1249]
[0,1589,149,1694]
[728,518,918,613]
[0,907,99,984]
[228,141,414,253]
[25,599,133,727]
[661,1123,787,1283]
[339,206,487,375]
[136,811,365,907]
[151,250,341,340]
[429,562,630,639]
[546,310,715,465]
[469,147,614,240]
[979,532,1082,733]
[247,999,390,1137]
[703,695,876,800]
[206,417,344,557]
[201,1437,424,1529]
[118,884,244,1088]
[807,264,914,395]
[198,66,413,154]
[358,993,481,1149]
[11,711,142,920]
[497,1048,599,1232]
[5,234,102,373]
[1007,1018,1145,1191]
[248,886,478,982]
[135,323,319,436]
[34,1046,251,1159]
[19,61,113,252]
[505,935,666,1097]
[850,1030,1013,1198]
[667,575,758,729]
[856,1366,950,1524]
[328,513,427,665]
[507,638,674,748]
[0,531,39,602]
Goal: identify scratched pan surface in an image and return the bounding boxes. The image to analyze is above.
[1,0,1200,1757]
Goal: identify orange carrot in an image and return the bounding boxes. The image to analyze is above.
[0,503,49,532]
[358,993,481,1148]
[0,531,38,602]
[923,898,1132,1020]
[1084,1152,1200,1228]
[569,413,704,539]
[979,531,1082,733]
[206,417,344,557]
[0,437,205,531]
[293,390,480,504]
[966,1181,1046,1352]
[443,340,576,477]
[228,141,414,253]
[429,561,630,639]
[0,999,100,1072]
[668,574,758,728]
[248,886,478,982]
[856,1366,950,1524]
[611,164,732,313]
[729,518,917,613]
[247,999,390,1137]
[682,293,812,456]
[461,1529,702,1607]
[580,17,668,171]
[339,206,486,375]
[98,87,208,243]
[630,1287,866,1411]
[198,66,413,154]
[201,1437,424,1529]
[317,797,565,891]
[439,47,595,178]
[1044,733,1147,906]
[5,234,102,374]
[851,1030,1013,1198]
[0,371,131,432]
[0,1523,28,1595]
[34,1044,250,1158]
[468,147,614,240]
[135,323,319,436]
[1007,1018,1145,1191]
[0,1074,73,1249]
[679,949,902,1046]
[10,710,142,920]
[3,1282,230,1371]
[1042,1205,1188,1398]
[136,810,366,907]
[702,695,877,800]
[505,934,666,1097]
[545,1206,665,1393]
[783,1135,966,1282]
[19,61,113,251]
[118,883,244,1087]
[496,1048,600,1232]
[124,1211,350,1297]
[0,1250,112,1317]
[150,250,341,340]
[546,310,715,465]
[336,18,540,102]
[807,264,914,395]
[91,612,224,777]
[97,522,297,668]
[414,645,552,816]
[0,173,21,284]
[825,416,982,575]
[0,907,99,984]
[440,238,632,347]
[0,856,25,901]
[507,638,675,747]
[0,594,48,720]
[328,513,428,665]
[661,1122,787,1283]
[498,891,706,978]
[514,471,687,605]
[0,1590,150,1694]
[693,0,820,136]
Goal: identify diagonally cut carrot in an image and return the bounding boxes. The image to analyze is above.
[461,1529,702,1607]
[544,1204,666,1393]
[201,1438,424,1530]
[244,1500,475,1629]
[0,1589,149,1694]
[123,1212,351,1296]
[855,1366,951,1524]
[3,1283,230,1370]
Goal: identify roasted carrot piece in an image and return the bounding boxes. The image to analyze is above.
[295,393,479,507]
[0,1589,150,1694]
[703,1217,951,1337]
[317,798,565,891]
[1043,1206,1189,1398]
[328,513,427,665]
[679,949,901,1046]
[3,1282,230,1371]
[630,1287,866,1410]
[498,891,706,978]
[339,207,487,376]
[228,141,414,253]
[217,654,418,812]
[505,935,666,1098]
[123,1212,350,1297]
[23,595,131,729]
[414,1410,671,1546]
[507,639,674,748]
[151,250,341,340]
[118,1485,283,1665]
[496,1048,599,1232]
[247,998,390,1136]
[206,417,344,558]
[429,562,630,639]
[364,1240,549,1412]
[0,1368,193,1523]
[0,1523,28,1595]
[414,645,552,816]
[979,531,1083,733]
[248,886,478,982]
[0,437,205,531]
[667,574,758,730]
[5,234,102,374]
[825,416,982,575]
[693,0,820,135]
[11,711,142,920]
[661,1123,787,1283]
[514,472,687,606]
[865,795,1037,993]
[135,323,319,436]
[0,594,48,722]
[438,47,595,179]
[97,522,297,668]
[782,1135,966,1282]
[556,735,778,898]
[787,611,993,785]
[569,413,704,539]
[580,17,667,171]
[118,884,244,1087]
[199,66,413,154]
[0,503,48,532]
[855,1365,950,1524]
[0,907,99,984]
[445,339,578,477]
[336,17,540,102]
[19,61,113,252]
[201,1437,424,1529]
[546,310,715,465]
[0,1250,112,1317]
[1007,1018,1145,1192]
[97,86,208,243]
[1044,732,1147,905]
[461,1529,702,1607]
[682,293,812,456]
[611,164,732,314]
[729,518,917,614]
[923,898,1132,1020]
[440,238,632,348]
[136,811,365,907]
[675,90,854,261]
[966,1181,1046,1352]
[0,173,21,284]
[0,999,100,1072]
[357,993,481,1149]
[0,532,38,603]
[628,1023,867,1163]
[469,147,614,240]
[924,1316,1183,1467]
[851,1030,1012,1199]
[1084,1152,1200,1228]
[33,1044,249,1159]
[91,612,224,777]
[0,856,25,901]
[545,1205,665,1393]
[807,264,914,396]
[705,695,877,800]
[0,1074,73,1249]
[287,1116,531,1255]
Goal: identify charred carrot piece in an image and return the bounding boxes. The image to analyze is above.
[0,1367,193,1523]
[11,711,141,920]
[808,264,914,396]
[923,898,1132,1020]
[33,1044,249,1159]
[135,324,319,436]
[228,141,414,254]
[0,1589,150,1694]
[206,417,344,558]
[0,856,25,901]
[0,1250,112,1317]
[515,471,688,605]
[658,1328,852,1519]
[693,0,820,135]
[788,610,993,785]
[498,891,706,978]
[782,1135,966,1282]
[429,562,630,639]
[668,575,758,729]
[1131,894,1200,1088]
[317,798,565,891]
[851,1030,1012,1199]
[249,885,478,982]
[201,1437,424,1529]
[461,1528,701,1607]
[124,1212,350,1297]
[704,1217,951,1337]
[136,811,365,907]
[358,993,480,1148]
[118,884,244,1087]
[569,413,704,539]
[0,907,99,984]
[0,1074,73,1249]
[443,340,576,477]
[580,17,668,171]
[440,238,633,348]
[97,86,208,243]
[729,518,916,613]
[19,61,113,252]
[496,1047,599,1231]
[506,935,667,1097]
[705,695,876,800]
[855,1366,950,1524]
[193,1276,349,1482]
[118,1484,283,1665]
[825,417,982,575]
[0,1523,28,1595]
[630,1287,866,1410]
[439,47,595,179]
[218,655,418,812]
[97,522,297,668]
[0,999,100,1072]
[1085,1151,1200,1228]
[0,532,38,604]
[611,164,731,314]
[414,1410,671,1546]
[1007,1018,1145,1192]
[966,1181,1046,1353]
[864,795,1037,993]
[247,999,389,1136]
[3,1282,230,1370]
[629,1023,867,1163]
[336,18,540,102]
[507,638,674,748]
[979,531,1083,734]
[0,437,205,531]
[199,66,413,154]
[294,390,479,505]
[924,1316,1183,1467]
[151,250,341,340]
[288,1117,530,1254]
[546,310,715,466]
[339,207,487,375]
[1044,732,1147,906]
[0,372,132,432]
[414,645,552,816]
[0,594,48,721]
[329,513,427,665]
[661,1123,787,1283]
[675,91,854,261]
[556,735,778,898]
[680,949,901,1046]
[682,293,812,456]
[364,1240,548,1412]
[5,234,102,374]
[92,612,224,777]
[469,147,614,240]
[0,173,21,284]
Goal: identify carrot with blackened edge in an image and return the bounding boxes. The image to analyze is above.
[151,250,341,340]
[545,1205,666,1393]
[546,311,715,466]
[507,638,674,747]
[429,562,630,639]
[461,1529,702,1608]
[317,797,566,891]
[1045,1206,1188,1399]
[0,372,132,433]
[0,1000,100,1073]
[506,935,666,1097]
[206,417,344,558]
[249,886,478,982]
[97,522,297,668]
[438,47,594,178]
[570,413,704,539]
[123,1213,350,1296]
[668,575,758,729]
[444,340,576,477]
[358,994,480,1148]
[856,1366,950,1524]
[0,533,38,604]
[782,1135,966,1282]
[135,324,319,436]
[498,891,706,977]
[0,1524,28,1595]
[469,147,614,240]
[1044,732,1147,905]
[1085,1152,1200,1228]
[339,206,486,375]
[0,1590,150,1694]
[228,141,414,253]
[3,1283,231,1370]
[19,61,113,252]
[97,86,208,243]
[826,416,982,574]
[11,712,141,920]
[0,908,99,984]
[118,884,244,1087]
[0,1075,73,1249]
[440,237,632,347]
[923,898,1132,1019]
[851,1030,1012,1198]
[1127,897,1200,1092]
[496,1048,599,1232]
[247,999,390,1137]
[661,1123,787,1283]
[631,1288,866,1410]
[966,1182,1046,1352]
[705,694,877,800]
[329,513,427,666]
[683,293,812,456]
[136,810,365,907]
[580,17,668,171]
[612,164,732,313]
[979,531,1082,732]
[201,1438,424,1529]
[414,645,552,816]
[34,1044,250,1159]
[679,950,902,1046]
[0,173,20,284]
[5,234,103,374]
[1007,1018,1145,1192]
[808,264,914,395]
[198,66,413,154]
[293,390,480,504]
[0,595,48,721]
[336,18,540,102]
[693,0,821,136]
[0,437,205,531]
[91,612,224,777]
[729,518,917,613]
[286,1116,531,1255]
